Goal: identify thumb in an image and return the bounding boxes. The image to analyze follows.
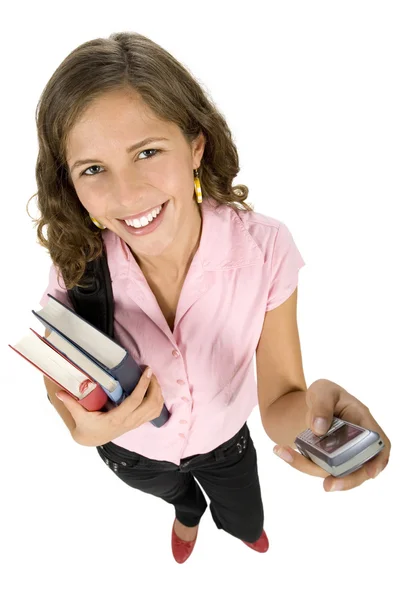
[306,381,336,436]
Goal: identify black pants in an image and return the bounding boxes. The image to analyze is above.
[96,422,264,543]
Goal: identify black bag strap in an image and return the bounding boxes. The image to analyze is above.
[66,247,114,339]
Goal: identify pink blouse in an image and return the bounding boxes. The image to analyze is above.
[40,197,305,465]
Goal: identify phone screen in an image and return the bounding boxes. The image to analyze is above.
[314,423,363,453]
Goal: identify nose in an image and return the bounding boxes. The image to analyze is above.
[112,175,148,208]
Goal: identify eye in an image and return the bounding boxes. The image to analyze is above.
[138,148,160,160]
[80,149,160,177]
[81,165,104,177]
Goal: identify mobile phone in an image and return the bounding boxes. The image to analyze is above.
[294,417,385,477]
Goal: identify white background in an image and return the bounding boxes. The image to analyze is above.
[1,1,399,599]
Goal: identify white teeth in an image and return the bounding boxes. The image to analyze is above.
[125,204,163,228]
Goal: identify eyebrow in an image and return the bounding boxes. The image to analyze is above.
[69,136,169,173]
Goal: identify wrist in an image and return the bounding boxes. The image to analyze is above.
[261,389,309,447]
[72,429,100,447]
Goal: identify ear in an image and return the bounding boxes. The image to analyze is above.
[192,130,206,169]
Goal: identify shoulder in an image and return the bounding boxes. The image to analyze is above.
[205,196,280,229]
[234,204,281,234]
[215,199,287,259]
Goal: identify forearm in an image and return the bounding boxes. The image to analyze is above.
[260,390,309,449]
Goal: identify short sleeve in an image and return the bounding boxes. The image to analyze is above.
[265,222,305,312]
[39,263,73,309]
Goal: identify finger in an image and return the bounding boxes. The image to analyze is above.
[110,367,159,431]
[135,382,164,417]
[115,367,153,417]
[337,404,391,477]
[323,462,373,492]
[273,445,328,477]
[134,396,164,427]
[324,455,390,492]
[305,380,338,436]
[368,456,390,479]
[118,387,163,431]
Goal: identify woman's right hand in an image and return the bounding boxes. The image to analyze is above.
[56,368,164,447]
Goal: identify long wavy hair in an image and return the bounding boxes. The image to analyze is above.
[29,32,253,289]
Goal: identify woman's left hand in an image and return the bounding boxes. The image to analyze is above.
[272,379,391,492]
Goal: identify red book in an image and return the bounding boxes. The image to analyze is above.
[9,328,108,411]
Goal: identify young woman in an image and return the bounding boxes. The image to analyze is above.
[33,31,390,564]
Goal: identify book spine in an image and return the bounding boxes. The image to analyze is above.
[99,383,124,403]
[80,385,109,411]
[109,352,143,396]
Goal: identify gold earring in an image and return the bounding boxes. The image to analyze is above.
[90,215,107,230]
[194,168,202,204]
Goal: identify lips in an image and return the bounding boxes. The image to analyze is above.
[117,201,167,222]
[118,199,169,237]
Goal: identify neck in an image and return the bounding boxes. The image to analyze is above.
[132,201,202,281]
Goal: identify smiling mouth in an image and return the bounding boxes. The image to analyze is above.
[117,200,168,223]
[118,200,169,230]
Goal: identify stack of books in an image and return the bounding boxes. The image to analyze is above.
[9,294,170,426]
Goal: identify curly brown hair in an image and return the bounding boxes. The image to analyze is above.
[29,31,253,289]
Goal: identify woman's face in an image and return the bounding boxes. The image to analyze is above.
[66,87,205,258]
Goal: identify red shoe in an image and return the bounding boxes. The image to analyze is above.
[242,529,269,553]
[171,519,198,564]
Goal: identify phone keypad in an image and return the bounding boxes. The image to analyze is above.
[297,417,343,444]
[326,417,343,435]
[298,430,321,444]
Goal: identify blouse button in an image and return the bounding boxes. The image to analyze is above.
[177,379,185,385]
[172,350,180,358]
[181,397,189,402]
[179,433,185,439]
[179,420,188,425]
